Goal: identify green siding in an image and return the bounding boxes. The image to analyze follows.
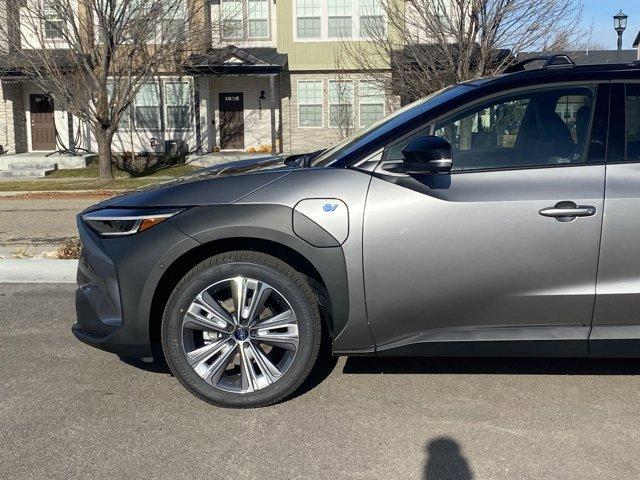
[277,1,391,71]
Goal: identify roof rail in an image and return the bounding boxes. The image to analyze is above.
[504,54,576,73]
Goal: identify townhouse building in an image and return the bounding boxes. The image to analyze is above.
[0,0,396,158]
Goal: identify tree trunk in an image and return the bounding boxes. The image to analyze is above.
[95,130,114,179]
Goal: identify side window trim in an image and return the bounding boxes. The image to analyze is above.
[607,83,625,163]
[587,82,610,164]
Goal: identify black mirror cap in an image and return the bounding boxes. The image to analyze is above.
[398,136,453,174]
[402,136,452,163]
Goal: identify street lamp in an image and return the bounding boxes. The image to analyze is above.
[614,10,628,62]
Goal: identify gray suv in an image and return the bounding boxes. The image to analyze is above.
[74,56,640,407]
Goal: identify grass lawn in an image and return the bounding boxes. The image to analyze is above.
[0,161,202,192]
[0,177,164,192]
[46,161,200,179]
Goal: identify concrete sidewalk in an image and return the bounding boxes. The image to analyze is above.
[0,259,78,283]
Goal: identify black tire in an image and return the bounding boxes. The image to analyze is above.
[161,251,323,408]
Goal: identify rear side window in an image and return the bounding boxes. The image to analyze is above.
[627,84,640,161]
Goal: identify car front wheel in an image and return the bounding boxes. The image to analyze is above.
[161,251,323,408]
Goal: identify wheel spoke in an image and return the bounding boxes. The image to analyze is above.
[238,345,258,393]
[184,294,234,333]
[232,277,273,326]
[187,337,232,370]
[250,309,296,329]
[251,317,299,352]
[244,282,272,326]
[206,342,238,386]
[249,343,282,382]
[199,291,234,325]
[231,277,247,326]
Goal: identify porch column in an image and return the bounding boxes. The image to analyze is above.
[194,78,203,155]
[270,74,277,155]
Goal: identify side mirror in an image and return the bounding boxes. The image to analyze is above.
[384,136,453,174]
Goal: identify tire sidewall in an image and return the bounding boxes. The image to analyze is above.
[162,254,319,408]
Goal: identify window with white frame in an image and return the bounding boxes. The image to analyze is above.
[296,0,321,38]
[107,82,132,131]
[43,1,64,39]
[134,83,161,130]
[298,81,323,128]
[161,1,187,42]
[295,0,384,40]
[248,0,269,38]
[358,0,384,38]
[164,81,191,129]
[222,0,244,38]
[359,81,385,126]
[221,0,270,39]
[328,0,352,38]
[329,80,354,128]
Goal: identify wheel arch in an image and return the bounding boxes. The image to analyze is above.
[148,235,346,350]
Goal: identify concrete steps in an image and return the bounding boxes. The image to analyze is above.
[0,160,56,178]
[0,154,95,177]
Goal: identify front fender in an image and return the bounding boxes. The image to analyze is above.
[169,204,351,339]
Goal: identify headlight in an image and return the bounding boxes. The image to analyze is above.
[82,208,183,237]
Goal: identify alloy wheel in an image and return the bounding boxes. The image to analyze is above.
[181,276,299,394]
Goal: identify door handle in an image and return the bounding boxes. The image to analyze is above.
[539,201,596,221]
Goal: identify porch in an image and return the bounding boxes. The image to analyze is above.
[187,46,287,155]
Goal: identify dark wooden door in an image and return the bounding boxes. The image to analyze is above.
[219,92,244,150]
[30,94,56,150]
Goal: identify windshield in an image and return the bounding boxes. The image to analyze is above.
[311,84,473,167]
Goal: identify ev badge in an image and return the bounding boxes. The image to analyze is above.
[323,203,339,212]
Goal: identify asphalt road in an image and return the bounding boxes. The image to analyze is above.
[2,283,640,479]
[0,198,98,256]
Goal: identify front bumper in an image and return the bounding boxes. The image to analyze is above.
[72,213,199,358]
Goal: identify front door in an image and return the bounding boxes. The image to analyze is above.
[30,94,56,151]
[364,84,608,356]
[219,93,244,150]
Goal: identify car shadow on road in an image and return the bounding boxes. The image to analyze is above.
[423,437,474,480]
[343,356,640,375]
[119,345,172,374]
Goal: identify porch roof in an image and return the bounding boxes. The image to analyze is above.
[0,50,79,77]
[185,46,287,75]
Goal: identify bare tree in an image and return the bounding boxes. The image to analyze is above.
[1,0,212,178]
[341,0,585,103]
[330,54,359,141]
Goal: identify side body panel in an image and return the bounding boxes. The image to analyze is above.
[364,166,605,355]
[591,165,640,355]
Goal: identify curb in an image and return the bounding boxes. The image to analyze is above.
[0,259,78,283]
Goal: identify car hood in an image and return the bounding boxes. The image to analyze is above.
[95,155,295,209]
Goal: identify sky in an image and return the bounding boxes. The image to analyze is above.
[581,0,640,49]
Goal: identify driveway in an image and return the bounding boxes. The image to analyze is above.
[2,283,640,479]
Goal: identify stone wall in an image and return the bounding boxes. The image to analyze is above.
[280,71,399,154]
[0,80,28,154]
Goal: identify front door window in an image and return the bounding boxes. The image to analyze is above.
[432,87,594,171]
